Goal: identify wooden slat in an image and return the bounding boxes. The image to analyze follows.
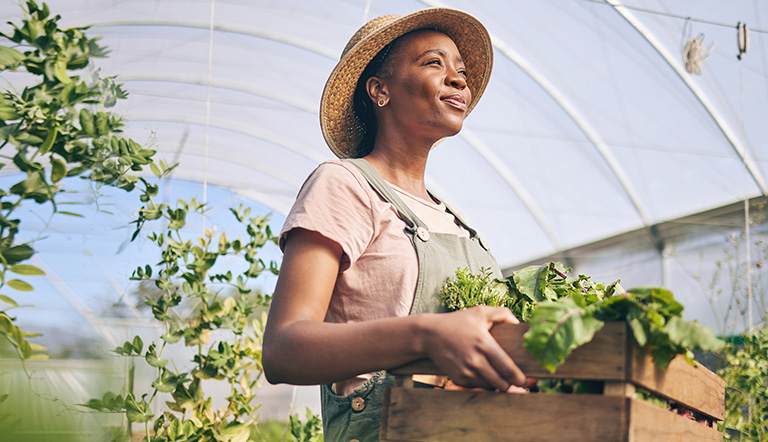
[605,381,636,398]
[381,387,629,442]
[628,398,723,442]
[390,322,628,380]
[629,348,725,420]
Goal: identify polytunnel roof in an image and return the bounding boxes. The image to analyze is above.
[2,0,766,269]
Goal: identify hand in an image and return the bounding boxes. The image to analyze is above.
[418,306,527,391]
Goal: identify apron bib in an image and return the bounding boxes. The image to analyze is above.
[320,158,501,442]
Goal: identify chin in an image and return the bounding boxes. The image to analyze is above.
[444,122,464,137]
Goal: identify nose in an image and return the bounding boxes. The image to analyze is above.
[446,68,467,90]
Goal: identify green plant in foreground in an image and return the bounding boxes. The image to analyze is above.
[287,408,323,442]
[83,198,281,442]
[0,0,157,360]
[441,262,724,373]
[719,328,768,441]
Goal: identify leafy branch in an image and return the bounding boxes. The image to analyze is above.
[0,0,158,360]
[83,193,283,441]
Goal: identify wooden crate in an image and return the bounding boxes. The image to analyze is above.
[381,322,724,442]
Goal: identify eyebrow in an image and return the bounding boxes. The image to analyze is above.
[416,48,464,64]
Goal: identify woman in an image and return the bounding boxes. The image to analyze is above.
[262,8,526,442]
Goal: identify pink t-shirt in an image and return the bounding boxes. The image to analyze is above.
[279,160,468,395]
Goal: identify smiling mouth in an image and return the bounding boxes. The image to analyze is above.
[442,95,467,111]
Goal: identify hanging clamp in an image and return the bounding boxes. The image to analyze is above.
[737,22,749,60]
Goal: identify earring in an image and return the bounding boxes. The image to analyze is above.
[377,98,387,107]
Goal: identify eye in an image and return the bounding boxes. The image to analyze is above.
[458,68,468,78]
[426,58,442,67]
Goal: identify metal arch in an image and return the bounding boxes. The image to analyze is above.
[90,20,339,59]
[460,129,563,251]
[129,113,461,217]
[168,164,296,216]
[93,20,517,233]
[120,74,318,113]
[95,11,574,247]
[606,0,768,195]
[417,0,652,245]
[487,36,652,223]
[129,110,329,163]
[31,256,120,348]
[126,114,320,186]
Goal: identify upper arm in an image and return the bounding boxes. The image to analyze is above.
[266,228,343,333]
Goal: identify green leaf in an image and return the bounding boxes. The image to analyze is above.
[628,316,647,347]
[79,108,94,135]
[512,264,547,302]
[95,111,108,135]
[0,95,19,120]
[9,264,45,275]
[219,422,250,442]
[172,378,203,410]
[151,371,183,393]
[125,394,153,423]
[40,127,57,154]
[524,296,605,373]
[145,344,168,368]
[662,316,724,352]
[9,171,53,203]
[53,59,71,83]
[161,331,182,344]
[51,157,66,183]
[132,335,143,354]
[6,279,33,291]
[56,211,84,217]
[149,162,161,178]
[0,46,24,69]
[0,295,18,306]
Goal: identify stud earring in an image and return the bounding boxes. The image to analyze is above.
[378,98,387,107]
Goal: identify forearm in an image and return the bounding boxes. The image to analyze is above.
[262,314,429,385]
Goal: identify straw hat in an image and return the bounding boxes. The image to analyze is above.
[320,7,494,158]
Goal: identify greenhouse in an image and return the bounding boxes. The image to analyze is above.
[0,0,765,441]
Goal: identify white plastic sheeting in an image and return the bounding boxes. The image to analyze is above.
[2,0,766,264]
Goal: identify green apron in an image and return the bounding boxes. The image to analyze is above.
[321,158,502,442]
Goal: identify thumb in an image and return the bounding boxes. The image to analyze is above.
[481,306,520,326]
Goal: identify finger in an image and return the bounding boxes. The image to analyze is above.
[480,306,519,325]
[506,384,528,394]
[484,339,527,387]
[476,358,517,391]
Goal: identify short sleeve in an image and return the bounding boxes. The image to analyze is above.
[280,161,376,271]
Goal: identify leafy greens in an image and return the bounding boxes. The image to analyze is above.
[440,262,724,373]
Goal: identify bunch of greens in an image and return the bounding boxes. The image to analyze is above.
[440,262,724,373]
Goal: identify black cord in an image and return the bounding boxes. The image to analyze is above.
[581,0,768,34]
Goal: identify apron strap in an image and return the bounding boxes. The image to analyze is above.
[343,158,427,230]
[429,191,479,239]
[343,158,489,248]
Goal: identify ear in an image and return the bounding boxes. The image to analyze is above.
[366,76,388,105]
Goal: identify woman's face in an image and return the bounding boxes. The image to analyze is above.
[372,30,471,142]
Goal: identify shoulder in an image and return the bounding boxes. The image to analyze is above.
[303,160,368,191]
[280,160,381,257]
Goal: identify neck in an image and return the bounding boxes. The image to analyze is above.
[363,130,434,200]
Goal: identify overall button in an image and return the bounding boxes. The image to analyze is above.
[350,397,365,412]
[416,226,430,242]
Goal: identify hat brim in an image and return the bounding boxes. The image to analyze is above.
[320,8,494,159]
